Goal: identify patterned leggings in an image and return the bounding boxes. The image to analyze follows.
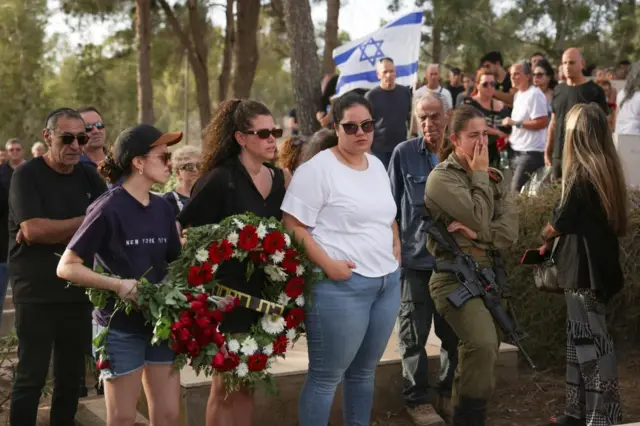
[564,289,622,426]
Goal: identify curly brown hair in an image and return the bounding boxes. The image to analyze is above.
[200,99,272,174]
[276,136,306,173]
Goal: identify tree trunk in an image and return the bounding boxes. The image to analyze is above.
[321,0,340,76]
[431,0,442,64]
[136,0,154,124]
[233,0,261,99]
[219,0,235,102]
[283,0,322,136]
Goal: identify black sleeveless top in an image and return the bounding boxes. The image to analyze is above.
[178,157,286,332]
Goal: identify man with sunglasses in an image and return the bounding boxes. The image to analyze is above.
[8,107,107,426]
[78,106,107,168]
[388,92,458,426]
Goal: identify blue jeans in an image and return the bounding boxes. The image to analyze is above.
[298,268,401,426]
[0,263,8,329]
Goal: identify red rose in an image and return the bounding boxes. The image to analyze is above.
[220,240,234,260]
[179,316,193,329]
[170,321,182,332]
[187,265,204,286]
[196,293,208,303]
[201,262,214,282]
[194,331,210,346]
[96,359,110,370]
[247,353,268,371]
[250,251,268,264]
[284,277,305,298]
[212,332,225,347]
[170,340,185,353]
[190,301,205,312]
[210,309,224,323]
[273,335,288,355]
[187,340,200,357]
[233,297,241,307]
[263,231,286,255]
[285,308,305,329]
[208,242,222,264]
[211,352,225,369]
[224,302,234,313]
[185,293,194,302]
[195,316,210,330]
[238,225,259,251]
[178,328,191,342]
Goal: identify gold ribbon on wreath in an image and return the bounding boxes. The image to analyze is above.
[213,284,285,316]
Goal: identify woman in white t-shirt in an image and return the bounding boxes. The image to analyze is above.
[502,60,549,192]
[282,92,401,426]
[615,60,640,135]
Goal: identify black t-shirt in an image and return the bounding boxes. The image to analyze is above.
[0,162,17,192]
[551,81,608,159]
[162,190,190,217]
[0,183,8,262]
[178,157,286,333]
[551,179,623,301]
[365,85,413,153]
[68,187,181,333]
[446,83,464,104]
[496,72,512,94]
[8,157,107,304]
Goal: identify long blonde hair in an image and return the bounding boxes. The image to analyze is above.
[561,103,628,236]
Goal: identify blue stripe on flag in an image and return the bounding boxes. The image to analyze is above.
[335,62,419,93]
[333,45,358,68]
[384,11,423,28]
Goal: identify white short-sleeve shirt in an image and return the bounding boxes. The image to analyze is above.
[616,89,640,135]
[281,149,399,278]
[509,85,548,152]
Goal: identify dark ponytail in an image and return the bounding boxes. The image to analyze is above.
[301,128,338,163]
[99,154,125,184]
[439,105,485,162]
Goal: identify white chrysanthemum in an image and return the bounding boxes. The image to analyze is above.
[232,218,245,229]
[277,292,290,305]
[227,339,240,353]
[270,250,285,264]
[261,315,285,335]
[240,337,258,356]
[263,343,274,356]
[195,248,208,263]
[286,329,297,341]
[264,265,288,282]
[284,234,291,247]
[295,295,305,307]
[236,363,249,378]
[296,264,305,276]
[257,223,268,239]
[227,232,239,246]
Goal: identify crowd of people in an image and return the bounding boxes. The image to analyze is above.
[0,46,630,426]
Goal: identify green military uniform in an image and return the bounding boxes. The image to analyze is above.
[424,152,518,422]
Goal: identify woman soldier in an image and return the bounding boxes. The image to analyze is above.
[424,104,518,425]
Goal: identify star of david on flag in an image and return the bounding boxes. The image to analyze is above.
[332,11,423,96]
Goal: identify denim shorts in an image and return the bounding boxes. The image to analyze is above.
[101,328,174,381]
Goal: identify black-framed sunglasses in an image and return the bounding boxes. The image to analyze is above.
[244,128,284,139]
[481,81,498,88]
[50,131,89,146]
[532,72,547,78]
[340,120,375,135]
[179,162,200,172]
[85,121,105,132]
[145,152,172,165]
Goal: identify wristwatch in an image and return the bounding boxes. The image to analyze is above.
[515,120,524,128]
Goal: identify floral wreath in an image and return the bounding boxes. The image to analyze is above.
[91,213,319,392]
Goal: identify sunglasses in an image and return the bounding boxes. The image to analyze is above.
[85,121,105,132]
[51,131,89,145]
[179,162,199,172]
[340,120,375,135]
[533,72,547,78]
[145,152,172,165]
[244,128,283,139]
[481,81,497,88]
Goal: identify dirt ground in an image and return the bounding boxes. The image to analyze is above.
[373,350,640,426]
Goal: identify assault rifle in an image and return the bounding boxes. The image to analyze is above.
[423,216,536,370]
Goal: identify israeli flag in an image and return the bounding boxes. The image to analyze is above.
[333,11,423,96]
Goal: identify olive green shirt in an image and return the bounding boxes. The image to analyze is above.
[424,153,518,256]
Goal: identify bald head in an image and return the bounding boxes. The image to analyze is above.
[425,64,441,89]
[562,48,586,81]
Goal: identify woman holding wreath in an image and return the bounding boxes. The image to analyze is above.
[177,99,288,426]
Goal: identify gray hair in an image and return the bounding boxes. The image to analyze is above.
[31,142,45,151]
[513,60,532,75]
[414,91,447,114]
[45,108,83,131]
[620,60,640,109]
[5,138,21,149]
[172,145,201,169]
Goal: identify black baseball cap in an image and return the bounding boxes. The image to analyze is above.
[113,124,183,169]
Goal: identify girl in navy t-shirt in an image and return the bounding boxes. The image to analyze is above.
[58,124,182,425]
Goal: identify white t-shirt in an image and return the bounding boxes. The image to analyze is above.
[509,85,548,152]
[281,149,398,278]
[414,85,453,111]
[616,89,640,135]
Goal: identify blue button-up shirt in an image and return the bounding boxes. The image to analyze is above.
[388,137,438,270]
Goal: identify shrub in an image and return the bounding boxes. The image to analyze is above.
[504,186,640,368]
